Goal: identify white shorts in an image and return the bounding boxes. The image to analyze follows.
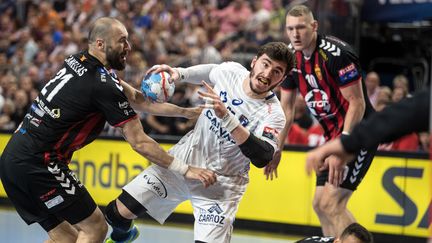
[123,165,247,243]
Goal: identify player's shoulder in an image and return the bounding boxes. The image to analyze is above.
[216,61,247,73]
[317,34,356,58]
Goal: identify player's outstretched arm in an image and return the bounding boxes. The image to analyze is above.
[121,116,216,187]
[147,64,218,85]
[120,78,201,119]
[264,88,297,180]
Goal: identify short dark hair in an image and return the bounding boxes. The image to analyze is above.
[256,42,295,75]
[88,17,121,43]
[287,4,313,18]
[340,223,373,243]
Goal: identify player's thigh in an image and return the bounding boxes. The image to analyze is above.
[340,147,376,190]
[191,198,240,243]
[122,165,189,224]
[316,147,376,191]
[0,155,96,229]
[47,220,78,243]
[73,206,106,233]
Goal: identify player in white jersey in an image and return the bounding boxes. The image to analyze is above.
[103,42,295,243]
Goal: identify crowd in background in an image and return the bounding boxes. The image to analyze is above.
[0,0,429,153]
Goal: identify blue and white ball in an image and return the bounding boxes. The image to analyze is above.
[141,72,175,103]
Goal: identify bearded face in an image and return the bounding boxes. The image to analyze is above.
[105,45,126,70]
[249,66,282,95]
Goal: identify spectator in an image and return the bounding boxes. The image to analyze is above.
[364,71,380,108]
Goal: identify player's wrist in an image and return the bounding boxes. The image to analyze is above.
[221,112,240,133]
[168,157,188,175]
[174,68,187,82]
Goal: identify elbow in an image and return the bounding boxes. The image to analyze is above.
[130,142,150,157]
[238,134,275,168]
[250,154,273,168]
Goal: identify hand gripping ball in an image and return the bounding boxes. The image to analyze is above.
[141,72,175,103]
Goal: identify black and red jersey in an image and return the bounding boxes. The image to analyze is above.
[4,50,137,164]
[281,34,374,140]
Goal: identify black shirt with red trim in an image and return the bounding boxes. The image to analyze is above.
[4,50,137,164]
[281,34,374,140]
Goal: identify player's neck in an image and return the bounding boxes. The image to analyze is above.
[302,33,317,59]
[88,48,109,68]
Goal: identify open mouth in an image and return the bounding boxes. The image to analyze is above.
[258,77,269,85]
[120,53,127,61]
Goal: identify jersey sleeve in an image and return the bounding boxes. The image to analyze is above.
[330,50,362,87]
[92,78,137,127]
[253,103,286,150]
[341,89,429,153]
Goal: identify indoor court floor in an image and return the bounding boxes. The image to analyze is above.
[0,207,301,243]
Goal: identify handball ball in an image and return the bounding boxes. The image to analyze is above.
[141,72,175,103]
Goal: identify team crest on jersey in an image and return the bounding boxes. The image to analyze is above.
[262,126,278,141]
[338,63,358,83]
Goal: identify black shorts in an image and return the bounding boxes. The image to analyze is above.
[316,146,377,191]
[0,151,97,231]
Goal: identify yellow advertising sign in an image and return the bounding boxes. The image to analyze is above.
[0,134,430,237]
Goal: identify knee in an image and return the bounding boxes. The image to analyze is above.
[80,210,108,241]
[314,197,343,218]
[93,211,109,239]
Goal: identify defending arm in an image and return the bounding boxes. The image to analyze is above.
[238,133,275,168]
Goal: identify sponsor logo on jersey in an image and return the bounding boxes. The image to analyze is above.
[118,101,129,109]
[142,173,167,198]
[198,203,226,226]
[304,89,331,117]
[205,109,236,144]
[338,63,358,83]
[262,126,279,142]
[26,113,42,127]
[239,114,249,126]
[45,195,64,209]
[65,56,88,76]
[35,97,61,119]
[318,49,328,61]
[314,64,323,81]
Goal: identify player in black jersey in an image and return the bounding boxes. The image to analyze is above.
[0,17,216,243]
[295,223,373,243]
[306,89,430,175]
[263,5,377,237]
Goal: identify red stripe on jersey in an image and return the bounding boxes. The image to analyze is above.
[114,114,138,127]
[53,116,91,162]
[63,113,104,161]
[321,58,347,139]
[296,52,308,97]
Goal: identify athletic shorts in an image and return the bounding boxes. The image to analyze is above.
[316,147,377,190]
[0,152,97,231]
[122,165,247,243]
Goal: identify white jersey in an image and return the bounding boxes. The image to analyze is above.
[169,62,286,178]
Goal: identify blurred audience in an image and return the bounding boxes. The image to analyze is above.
[0,0,428,154]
